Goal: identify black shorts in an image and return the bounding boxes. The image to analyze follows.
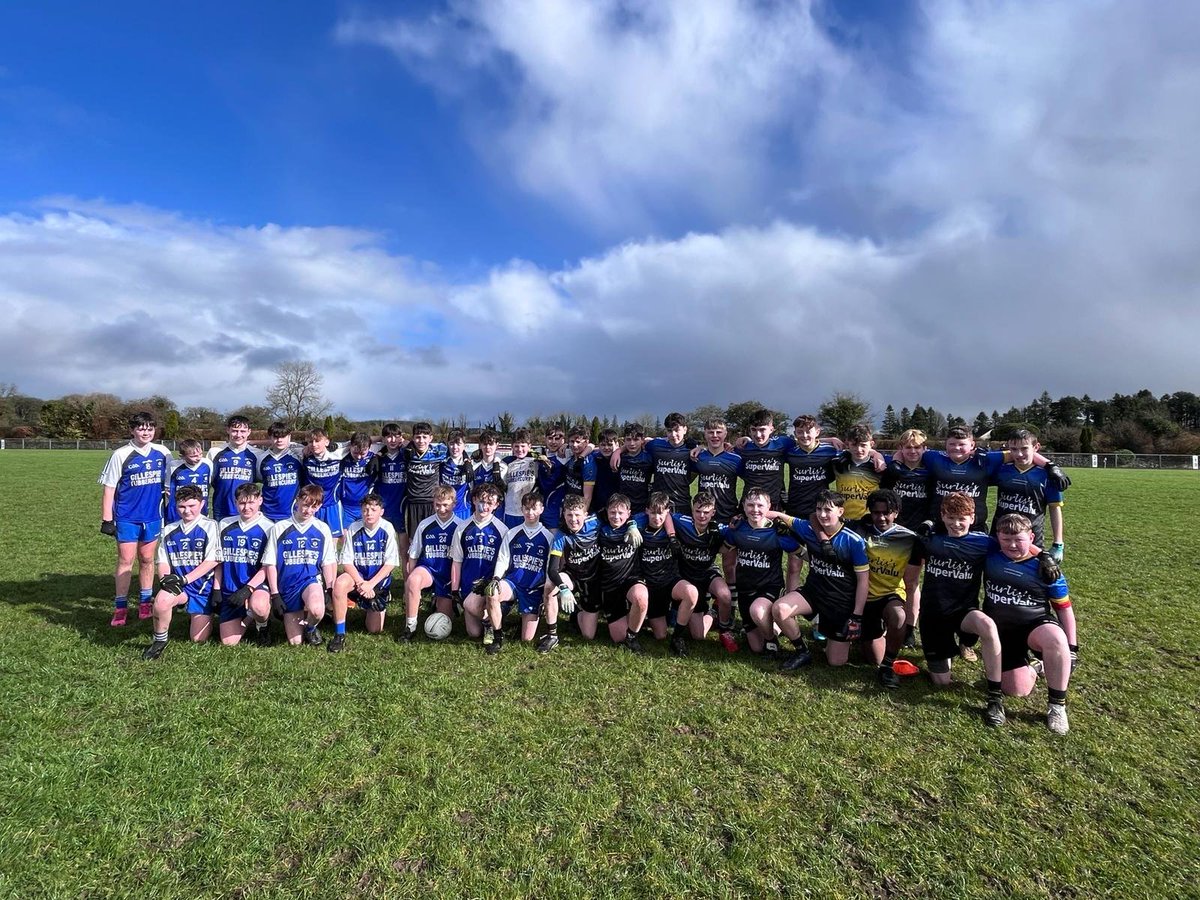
[861,593,904,642]
[683,567,723,613]
[919,606,979,662]
[809,593,853,643]
[404,500,434,538]
[561,579,594,614]
[737,585,780,625]
[594,580,642,622]
[999,616,1062,671]
[647,582,679,620]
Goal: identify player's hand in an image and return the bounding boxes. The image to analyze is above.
[491,461,504,481]
[270,592,285,619]
[229,584,253,607]
[358,582,376,600]
[817,539,838,561]
[772,518,793,536]
[159,573,186,595]
[1050,542,1064,563]
[482,578,501,599]
[324,588,333,607]
[205,589,222,616]
[838,449,853,467]
[1036,551,1061,585]
[974,447,990,464]
[556,585,576,616]
[1046,464,1071,491]
[915,520,935,539]
[470,448,482,462]
[1069,643,1079,672]
[625,522,643,549]
[689,445,702,461]
[840,613,863,642]
[100,520,117,537]
[449,589,463,612]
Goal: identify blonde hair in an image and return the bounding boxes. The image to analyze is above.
[898,428,927,448]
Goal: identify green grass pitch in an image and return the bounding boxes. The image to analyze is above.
[0,451,1197,898]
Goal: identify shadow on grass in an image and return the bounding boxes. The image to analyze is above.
[0,573,140,646]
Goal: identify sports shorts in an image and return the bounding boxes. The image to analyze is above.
[919,606,980,663]
[116,519,162,543]
[861,593,905,642]
[999,615,1062,672]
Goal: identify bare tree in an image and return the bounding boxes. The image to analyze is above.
[265,361,332,429]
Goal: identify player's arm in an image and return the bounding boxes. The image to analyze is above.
[852,567,870,616]
[450,560,462,593]
[609,447,623,469]
[101,485,116,523]
[184,558,219,585]
[263,564,279,594]
[364,563,393,595]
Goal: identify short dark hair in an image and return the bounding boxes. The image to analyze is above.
[226,415,251,429]
[748,409,774,428]
[663,412,687,429]
[267,421,292,439]
[175,485,204,504]
[128,411,156,430]
[867,489,901,515]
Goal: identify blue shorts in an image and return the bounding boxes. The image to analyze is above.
[282,577,321,614]
[116,519,162,543]
[316,502,343,537]
[504,580,543,616]
[502,512,526,529]
[341,504,363,530]
[384,511,406,535]
[185,585,218,617]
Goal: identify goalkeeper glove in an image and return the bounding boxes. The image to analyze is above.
[228,584,253,607]
[100,520,117,537]
[556,584,577,616]
[1050,542,1064,563]
[270,593,286,619]
[1037,551,1062,585]
[1046,464,1071,491]
[840,613,863,642]
[625,522,643,549]
[159,573,186,595]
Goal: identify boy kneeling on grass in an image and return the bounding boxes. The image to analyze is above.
[983,513,1077,734]
[328,493,401,654]
[142,485,220,660]
[261,484,337,647]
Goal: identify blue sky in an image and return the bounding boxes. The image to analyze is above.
[2,2,1198,424]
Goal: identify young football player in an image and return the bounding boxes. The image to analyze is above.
[851,490,923,689]
[782,414,840,592]
[454,483,510,640]
[262,484,337,647]
[141,485,220,659]
[328,493,400,653]
[594,493,648,652]
[402,484,462,640]
[257,422,304,522]
[991,429,1066,556]
[881,429,933,532]
[637,492,700,656]
[502,429,540,528]
[670,491,735,651]
[375,423,409,553]
[535,427,570,531]
[735,409,789,512]
[213,482,273,647]
[589,428,622,517]
[99,411,172,626]
[607,424,654,515]
[543,493,600,652]
[829,424,883,523]
[562,426,597,512]
[402,422,449,538]
[338,431,379,530]
[300,428,349,538]
[766,490,871,669]
[691,418,741,525]
[165,438,212,525]
[469,430,508,506]
[207,415,260,520]
[914,491,1007,726]
[723,487,803,654]
[984,513,1076,734]
[643,412,697,511]
[478,492,554,655]
[441,429,474,521]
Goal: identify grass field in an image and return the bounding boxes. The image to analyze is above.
[0,452,1197,899]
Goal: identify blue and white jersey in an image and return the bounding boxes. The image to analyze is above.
[338,449,379,519]
[502,454,540,519]
[207,444,262,520]
[375,450,408,526]
[301,446,349,509]
[471,457,508,491]
[165,458,213,524]
[408,514,463,583]
[692,448,742,522]
[217,513,272,593]
[257,447,304,521]
[495,522,554,594]
[156,516,219,596]
[922,449,1006,529]
[263,516,337,598]
[339,518,400,592]
[783,440,839,517]
[983,550,1070,629]
[450,515,509,589]
[441,455,474,520]
[99,441,172,524]
[991,463,1063,546]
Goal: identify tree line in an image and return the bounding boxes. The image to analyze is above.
[2,369,1198,455]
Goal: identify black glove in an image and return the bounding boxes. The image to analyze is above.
[1037,551,1061,585]
[229,584,253,606]
[470,448,483,462]
[915,520,935,540]
[159,573,186,595]
[100,520,117,537]
[270,592,286,619]
[772,518,794,536]
[205,588,222,616]
[837,449,853,468]
[450,589,463,613]
[1046,463,1071,491]
[840,613,863,642]
[816,540,838,562]
[324,587,334,608]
